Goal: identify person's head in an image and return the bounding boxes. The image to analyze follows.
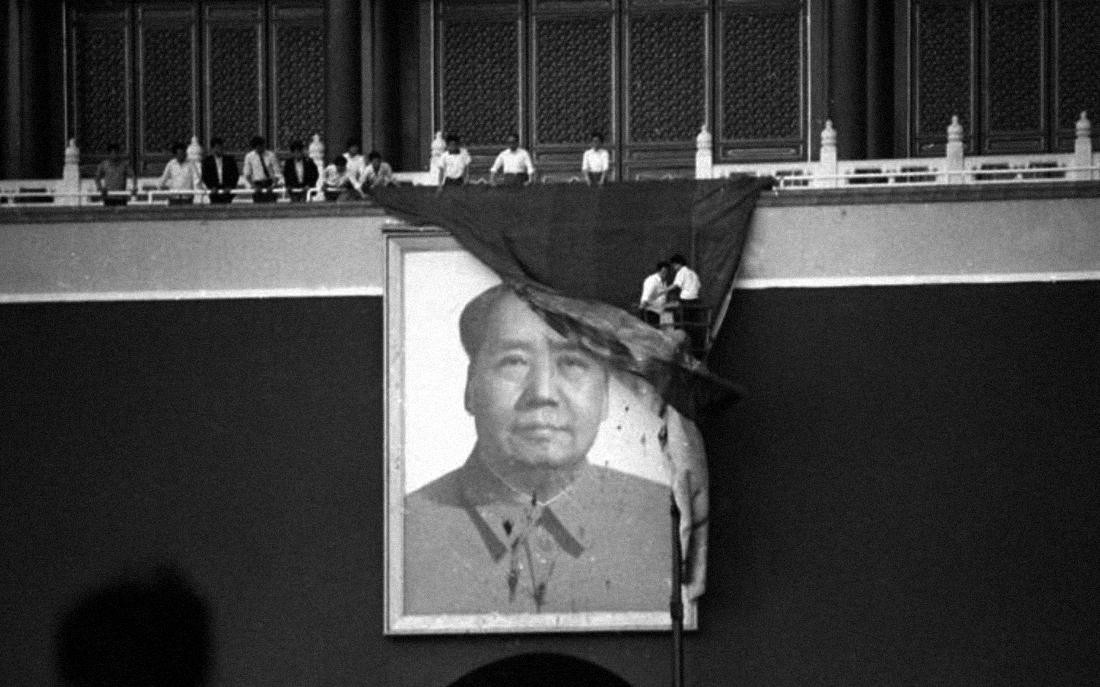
[333,155,347,171]
[506,133,519,151]
[656,260,671,281]
[590,131,604,148]
[288,140,304,159]
[368,150,382,169]
[170,142,186,162]
[209,137,224,156]
[460,286,610,478]
[445,135,461,153]
[106,143,122,162]
[250,135,266,152]
[345,138,361,156]
[669,254,687,270]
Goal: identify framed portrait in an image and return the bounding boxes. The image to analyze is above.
[384,232,696,634]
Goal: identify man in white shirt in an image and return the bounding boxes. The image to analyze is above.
[581,132,610,187]
[344,138,367,189]
[361,150,395,190]
[638,261,670,327]
[242,135,282,203]
[322,155,365,202]
[668,254,705,354]
[489,133,535,187]
[437,135,471,188]
[158,142,201,205]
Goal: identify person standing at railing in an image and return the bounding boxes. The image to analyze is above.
[581,132,610,187]
[437,135,471,189]
[200,137,240,205]
[282,140,319,202]
[158,142,201,205]
[489,133,535,187]
[95,143,136,206]
[242,135,281,203]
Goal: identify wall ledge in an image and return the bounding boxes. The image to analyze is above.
[756,181,1100,207]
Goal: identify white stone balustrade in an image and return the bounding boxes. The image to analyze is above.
[699,112,1098,188]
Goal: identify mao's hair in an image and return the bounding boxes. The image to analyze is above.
[459,284,515,359]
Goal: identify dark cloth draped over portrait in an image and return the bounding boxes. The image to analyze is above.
[373,177,770,418]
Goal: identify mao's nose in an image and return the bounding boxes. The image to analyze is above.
[518,354,559,407]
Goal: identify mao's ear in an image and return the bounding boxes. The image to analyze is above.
[464,363,476,415]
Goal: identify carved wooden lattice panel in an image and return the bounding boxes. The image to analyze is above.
[1056,0,1100,131]
[441,19,519,146]
[914,0,973,143]
[208,25,261,151]
[628,12,706,143]
[73,21,129,155]
[534,16,612,145]
[274,23,325,149]
[720,4,801,141]
[986,0,1042,134]
[141,26,195,152]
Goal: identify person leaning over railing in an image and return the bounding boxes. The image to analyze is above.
[489,133,535,187]
[95,143,136,206]
[158,142,201,205]
[361,150,395,191]
[322,155,365,202]
[242,135,281,203]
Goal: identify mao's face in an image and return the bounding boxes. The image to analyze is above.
[466,293,609,472]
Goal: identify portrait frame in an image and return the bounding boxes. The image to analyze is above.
[384,231,697,635]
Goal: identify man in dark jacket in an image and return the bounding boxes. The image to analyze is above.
[282,139,319,202]
[200,137,239,204]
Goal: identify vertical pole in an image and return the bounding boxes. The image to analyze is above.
[670,491,684,687]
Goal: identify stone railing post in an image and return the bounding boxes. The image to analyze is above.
[428,131,445,185]
[695,124,713,179]
[60,138,81,206]
[815,119,838,188]
[1073,111,1093,181]
[944,115,965,183]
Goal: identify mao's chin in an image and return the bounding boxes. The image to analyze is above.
[506,433,586,469]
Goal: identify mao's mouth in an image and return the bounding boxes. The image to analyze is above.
[513,422,570,436]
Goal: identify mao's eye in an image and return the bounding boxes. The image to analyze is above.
[558,354,591,372]
[497,354,528,369]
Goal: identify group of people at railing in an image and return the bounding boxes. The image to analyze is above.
[94,136,398,206]
[435,131,611,188]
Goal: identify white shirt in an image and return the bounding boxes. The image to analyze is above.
[490,147,535,175]
[672,265,701,300]
[242,150,282,186]
[158,158,200,191]
[639,272,666,313]
[344,153,366,186]
[440,149,471,180]
[323,164,352,188]
[582,148,610,173]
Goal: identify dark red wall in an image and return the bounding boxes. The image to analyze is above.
[2,283,1098,685]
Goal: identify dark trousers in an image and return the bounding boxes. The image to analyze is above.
[679,299,707,354]
[287,187,308,203]
[642,310,661,328]
[209,189,234,204]
[499,172,528,186]
[252,180,276,203]
[443,177,465,187]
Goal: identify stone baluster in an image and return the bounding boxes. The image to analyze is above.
[61,138,80,206]
[309,134,326,196]
[695,124,713,179]
[187,136,203,165]
[428,131,445,185]
[816,120,838,188]
[1073,111,1093,181]
[945,115,965,183]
